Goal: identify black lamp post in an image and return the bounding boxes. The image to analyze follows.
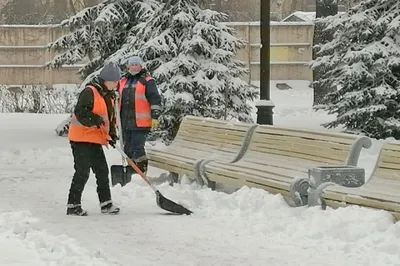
[256,0,274,125]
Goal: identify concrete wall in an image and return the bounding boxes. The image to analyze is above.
[232,21,314,82]
[0,22,314,85]
[0,25,82,85]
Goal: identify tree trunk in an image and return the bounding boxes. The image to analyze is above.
[313,0,338,105]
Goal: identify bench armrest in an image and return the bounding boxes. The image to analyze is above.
[346,136,372,166]
[307,165,365,207]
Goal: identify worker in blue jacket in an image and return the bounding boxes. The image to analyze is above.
[117,56,162,174]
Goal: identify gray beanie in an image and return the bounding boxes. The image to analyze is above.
[124,56,143,66]
[99,63,121,81]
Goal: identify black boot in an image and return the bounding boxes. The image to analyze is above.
[66,205,88,216]
[125,165,136,175]
[136,159,148,174]
[100,201,120,214]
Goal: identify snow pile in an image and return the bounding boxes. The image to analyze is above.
[0,211,116,266]
[110,179,400,265]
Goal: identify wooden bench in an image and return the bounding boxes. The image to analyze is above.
[321,142,400,221]
[146,115,258,181]
[199,125,372,206]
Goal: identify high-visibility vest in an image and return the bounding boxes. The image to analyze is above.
[68,85,110,145]
[118,76,152,128]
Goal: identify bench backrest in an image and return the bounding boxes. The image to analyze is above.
[173,116,254,155]
[246,125,359,165]
[370,142,400,182]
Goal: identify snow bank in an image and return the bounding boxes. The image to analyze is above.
[110,179,400,265]
[0,211,115,266]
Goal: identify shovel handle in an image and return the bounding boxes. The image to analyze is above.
[114,145,158,192]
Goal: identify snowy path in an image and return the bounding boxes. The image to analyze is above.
[1,84,400,265]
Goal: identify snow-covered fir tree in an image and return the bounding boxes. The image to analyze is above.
[109,0,258,140]
[47,0,157,79]
[312,0,338,105]
[311,0,400,139]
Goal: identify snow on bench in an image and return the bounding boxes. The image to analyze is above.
[321,142,400,221]
[146,115,258,181]
[198,125,372,206]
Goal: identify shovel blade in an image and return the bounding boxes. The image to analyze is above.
[155,191,193,215]
[110,165,133,187]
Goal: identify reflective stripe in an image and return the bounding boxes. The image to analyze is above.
[150,105,162,110]
[67,203,81,208]
[135,93,146,99]
[70,114,110,133]
[136,113,151,118]
[99,200,112,207]
[135,155,147,163]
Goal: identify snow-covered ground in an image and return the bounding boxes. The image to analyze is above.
[0,81,399,266]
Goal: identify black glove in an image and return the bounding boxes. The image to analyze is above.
[151,109,161,119]
[108,134,117,148]
[94,115,105,128]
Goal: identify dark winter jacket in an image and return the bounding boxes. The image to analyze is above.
[73,77,117,138]
[120,69,162,131]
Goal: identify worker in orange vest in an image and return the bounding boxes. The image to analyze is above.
[67,63,121,216]
[119,56,162,174]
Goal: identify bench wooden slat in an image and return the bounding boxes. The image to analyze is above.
[248,129,354,164]
[205,168,294,193]
[255,135,352,151]
[240,153,320,173]
[148,150,235,164]
[207,161,304,184]
[373,167,400,180]
[324,185,400,203]
[147,115,253,177]
[148,140,240,159]
[181,122,250,134]
[153,140,238,154]
[376,161,400,172]
[323,199,400,221]
[177,135,245,146]
[250,143,347,164]
[253,131,355,149]
[382,143,400,152]
[380,150,400,160]
[206,171,293,197]
[323,191,400,212]
[255,126,357,143]
[180,127,246,139]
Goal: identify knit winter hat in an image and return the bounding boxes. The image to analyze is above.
[124,56,143,66]
[99,63,121,81]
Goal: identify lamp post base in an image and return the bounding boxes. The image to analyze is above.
[255,99,274,125]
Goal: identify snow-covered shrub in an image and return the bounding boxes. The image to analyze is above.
[0,84,79,113]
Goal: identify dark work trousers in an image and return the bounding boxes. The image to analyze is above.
[67,141,111,206]
[123,130,148,161]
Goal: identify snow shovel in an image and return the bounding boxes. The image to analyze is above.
[110,91,132,187]
[114,144,193,215]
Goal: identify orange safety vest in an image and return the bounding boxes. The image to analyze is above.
[118,76,152,128]
[68,85,110,145]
